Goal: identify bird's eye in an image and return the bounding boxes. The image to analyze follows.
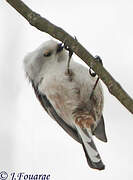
[43,51,52,57]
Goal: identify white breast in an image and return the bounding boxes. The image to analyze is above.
[38,59,104,127]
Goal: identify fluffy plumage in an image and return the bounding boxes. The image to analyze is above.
[24,40,107,170]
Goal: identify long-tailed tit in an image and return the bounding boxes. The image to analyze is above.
[24,40,107,170]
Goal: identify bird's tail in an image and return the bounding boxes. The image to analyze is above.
[75,125,105,170]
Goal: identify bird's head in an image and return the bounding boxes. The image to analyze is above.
[24,40,68,84]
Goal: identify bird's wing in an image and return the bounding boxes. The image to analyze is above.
[32,82,105,170]
[75,124,105,170]
[93,115,107,142]
[32,82,81,144]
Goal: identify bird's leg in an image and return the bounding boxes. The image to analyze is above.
[64,44,73,76]
[90,56,103,100]
[63,43,74,81]
[90,77,100,100]
[67,47,73,75]
[64,36,78,76]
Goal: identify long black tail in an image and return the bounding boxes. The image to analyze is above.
[75,124,105,170]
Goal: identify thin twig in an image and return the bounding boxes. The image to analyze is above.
[5,0,133,114]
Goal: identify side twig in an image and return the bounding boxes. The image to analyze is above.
[6,0,133,114]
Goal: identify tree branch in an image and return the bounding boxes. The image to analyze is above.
[6,0,133,114]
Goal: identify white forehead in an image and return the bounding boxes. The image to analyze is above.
[24,40,63,84]
[35,40,58,52]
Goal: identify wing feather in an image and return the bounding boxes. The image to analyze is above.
[32,82,81,143]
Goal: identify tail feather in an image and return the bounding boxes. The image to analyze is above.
[93,115,107,142]
[82,141,105,170]
[75,125,105,170]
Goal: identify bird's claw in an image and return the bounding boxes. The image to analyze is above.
[65,46,73,58]
[89,69,97,77]
[64,36,77,58]
[89,55,103,77]
[95,55,103,65]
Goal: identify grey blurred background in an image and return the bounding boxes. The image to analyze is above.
[1,0,133,179]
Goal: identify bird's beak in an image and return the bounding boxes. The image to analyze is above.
[56,43,64,53]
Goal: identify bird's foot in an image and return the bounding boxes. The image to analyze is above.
[89,55,103,99]
[64,36,78,76]
[95,55,103,65]
[65,46,73,76]
[89,55,103,77]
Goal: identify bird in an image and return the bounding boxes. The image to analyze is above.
[24,39,107,170]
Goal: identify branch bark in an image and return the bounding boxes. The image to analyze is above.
[6,0,133,114]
